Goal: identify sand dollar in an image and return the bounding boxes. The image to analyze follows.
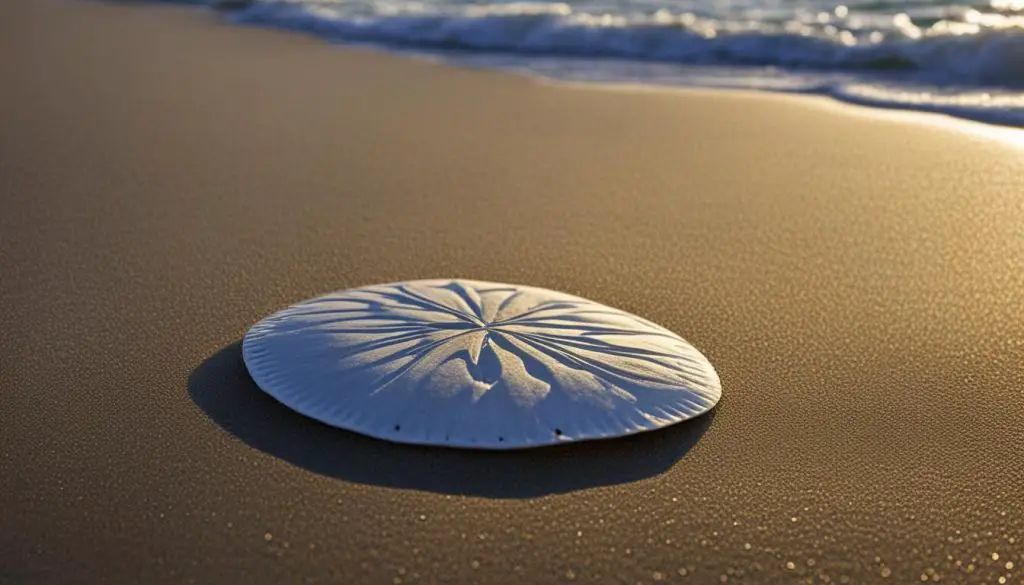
[243,279,721,449]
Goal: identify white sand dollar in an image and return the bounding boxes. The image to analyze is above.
[243,279,721,449]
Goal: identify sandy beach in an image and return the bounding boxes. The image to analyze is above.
[2,1,1023,583]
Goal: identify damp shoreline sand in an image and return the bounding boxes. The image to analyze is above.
[2,2,1023,584]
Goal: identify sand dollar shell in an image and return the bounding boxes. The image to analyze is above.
[242,279,721,449]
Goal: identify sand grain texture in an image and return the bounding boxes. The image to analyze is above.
[2,2,1023,584]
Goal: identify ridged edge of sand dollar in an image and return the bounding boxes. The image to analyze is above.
[242,279,721,449]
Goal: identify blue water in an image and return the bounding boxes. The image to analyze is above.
[187,0,1023,125]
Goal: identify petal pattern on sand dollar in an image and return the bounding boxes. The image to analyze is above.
[243,279,721,449]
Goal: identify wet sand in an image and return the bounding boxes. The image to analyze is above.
[2,1,1023,583]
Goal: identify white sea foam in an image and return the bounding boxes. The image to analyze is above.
[169,0,1024,126]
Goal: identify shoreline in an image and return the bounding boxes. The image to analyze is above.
[169,0,1024,130]
[541,76,1024,148]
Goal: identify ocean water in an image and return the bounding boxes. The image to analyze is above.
[177,0,1023,125]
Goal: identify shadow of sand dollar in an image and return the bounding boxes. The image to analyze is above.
[188,342,714,498]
